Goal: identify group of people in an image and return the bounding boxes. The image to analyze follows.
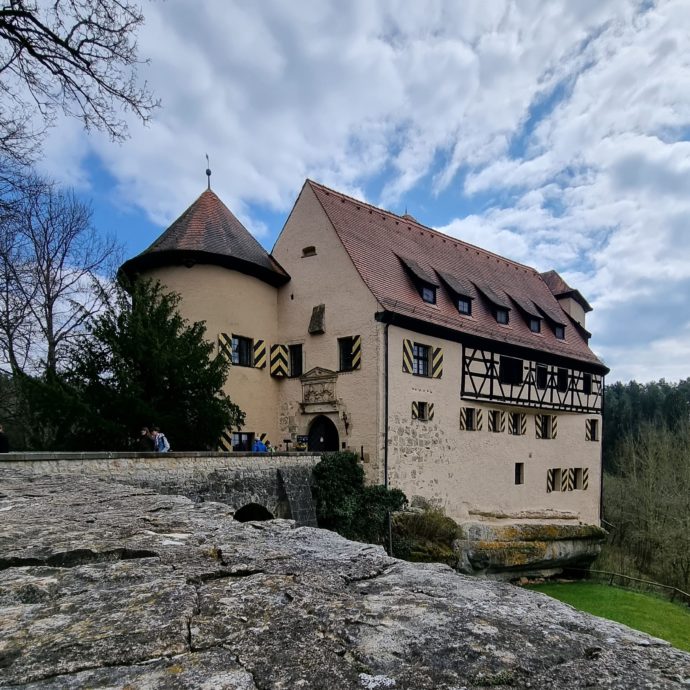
[139,426,170,452]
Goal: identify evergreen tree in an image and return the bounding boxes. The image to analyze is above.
[603,378,690,472]
[26,279,244,451]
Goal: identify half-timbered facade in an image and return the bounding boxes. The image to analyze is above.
[121,178,609,549]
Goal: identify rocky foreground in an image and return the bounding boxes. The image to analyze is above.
[0,470,688,689]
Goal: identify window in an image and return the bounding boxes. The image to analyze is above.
[557,368,569,393]
[496,308,509,325]
[515,462,524,485]
[231,432,254,451]
[489,410,502,433]
[587,419,600,442]
[539,414,556,439]
[232,335,253,367]
[458,297,471,315]
[583,373,592,395]
[461,407,481,431]
[302,245,316,257]
[555,325,565,340]
[510,412,525,435]
[412,342,431,377]
[552,467,563,491]
[465,407,477,431]
[339,337,356,371]
[421,285,436,304]
[529,317,541,333]
[417,402,429,421]
[573,468,584,490]
[536,365,548,390]
[289,344,303,378]
[499,356,523,385]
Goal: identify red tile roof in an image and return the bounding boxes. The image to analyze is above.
[121,189,288,286]
[307,180,605,369]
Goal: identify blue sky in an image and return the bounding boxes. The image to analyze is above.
[36,0,690,384]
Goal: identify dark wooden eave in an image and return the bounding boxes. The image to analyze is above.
[120,249,290,287]
[375,309,610,375]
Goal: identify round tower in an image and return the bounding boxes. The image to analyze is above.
[120,188,289,451]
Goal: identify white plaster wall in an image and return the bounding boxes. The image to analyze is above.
[386,324,602,524]
[144,265,282,446]
[273,184,383,481]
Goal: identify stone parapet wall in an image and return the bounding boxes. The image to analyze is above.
[0,452,321,522]
[0,451,319,475]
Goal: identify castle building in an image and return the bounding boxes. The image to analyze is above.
[121,179,608,562]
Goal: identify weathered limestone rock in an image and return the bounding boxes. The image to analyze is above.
[455,522,607,578]
[0,469,688,689]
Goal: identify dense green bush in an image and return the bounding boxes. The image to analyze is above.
[311,452,407,546]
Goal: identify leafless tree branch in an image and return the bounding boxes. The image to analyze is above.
[0,167,120,375]
[0,0,158,163]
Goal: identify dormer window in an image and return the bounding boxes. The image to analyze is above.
[397,254,440,306]
[475,283,511,326]
[437,270,474,317]
[554,325,565,340]
[529,317,541,333]
[421,285,436,304]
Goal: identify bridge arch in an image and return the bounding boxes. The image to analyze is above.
[234,503,274,522]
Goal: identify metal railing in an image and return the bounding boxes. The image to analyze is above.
[566,567,690,606]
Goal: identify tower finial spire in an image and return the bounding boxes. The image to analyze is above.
[205,153,211,190]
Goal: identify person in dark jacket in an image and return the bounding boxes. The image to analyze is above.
[0,424,9,453]
[138,427,155,452]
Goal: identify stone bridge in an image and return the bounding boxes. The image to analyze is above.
[0,452,321,526]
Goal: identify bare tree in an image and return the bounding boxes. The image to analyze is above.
[0,0,158,163]
[0,173,120,376]
[604,422,690,591]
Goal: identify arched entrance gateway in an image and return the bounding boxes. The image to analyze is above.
[307,415,339,452]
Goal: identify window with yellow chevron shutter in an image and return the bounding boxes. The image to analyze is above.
[253,340,266,369]
[338,335,361,371]
[431,347,443,378]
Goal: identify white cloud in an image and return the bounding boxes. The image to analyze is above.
[36,0,690,383]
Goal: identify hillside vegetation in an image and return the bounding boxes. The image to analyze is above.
[601,379,690,592]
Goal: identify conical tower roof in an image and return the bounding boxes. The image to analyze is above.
[120,189,289,286]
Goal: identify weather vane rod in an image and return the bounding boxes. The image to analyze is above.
[205,154,211,190]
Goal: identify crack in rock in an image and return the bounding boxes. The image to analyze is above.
[340,565,394,583]
[0,547,159,571]
[186,568,265,585]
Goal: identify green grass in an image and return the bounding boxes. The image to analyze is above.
[526,582,690,652]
